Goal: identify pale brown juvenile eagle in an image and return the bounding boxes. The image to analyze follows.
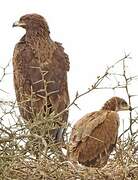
[12,14,70,142]
[68,97,129,167]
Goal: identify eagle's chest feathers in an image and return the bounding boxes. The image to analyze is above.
[28,36,56,64]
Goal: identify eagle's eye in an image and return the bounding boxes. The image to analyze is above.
[20,17,28,23]
[121,101,128,107]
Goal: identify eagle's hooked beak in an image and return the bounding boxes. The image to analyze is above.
[122,105,131,111]
[12,21,26,28]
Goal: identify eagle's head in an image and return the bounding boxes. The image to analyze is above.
[102,96,130,112]
[13,13,50,34]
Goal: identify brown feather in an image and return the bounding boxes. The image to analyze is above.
[69,97,129,167]
[12,14,70,141]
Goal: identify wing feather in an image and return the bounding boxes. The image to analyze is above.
[13,40,70,123]
[69,110,119,167]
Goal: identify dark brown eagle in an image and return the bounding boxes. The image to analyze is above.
[12,14,70,142]
[68,97,129,167]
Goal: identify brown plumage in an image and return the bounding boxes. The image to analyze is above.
[68,97,129,167]
[12,14,70,141]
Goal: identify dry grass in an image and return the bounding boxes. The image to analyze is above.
[0,139,138,180]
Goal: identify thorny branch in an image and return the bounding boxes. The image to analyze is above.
[0,54,138,179]
[0,60,11,94]
[122,59,133,135]
[0,60,11,83]
[54,53,132,119]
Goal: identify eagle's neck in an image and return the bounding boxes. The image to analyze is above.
[25,29,50,43]
[24,30,56,62]
[101,98,118,111]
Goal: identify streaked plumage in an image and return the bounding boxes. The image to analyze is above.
[12,14,70,142]
[68,97,129,167]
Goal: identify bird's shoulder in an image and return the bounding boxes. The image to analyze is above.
[52,41,70,71]
[13,36,35,64]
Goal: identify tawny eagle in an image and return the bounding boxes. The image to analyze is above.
[68,97,129,167]
[12,14,70,142]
